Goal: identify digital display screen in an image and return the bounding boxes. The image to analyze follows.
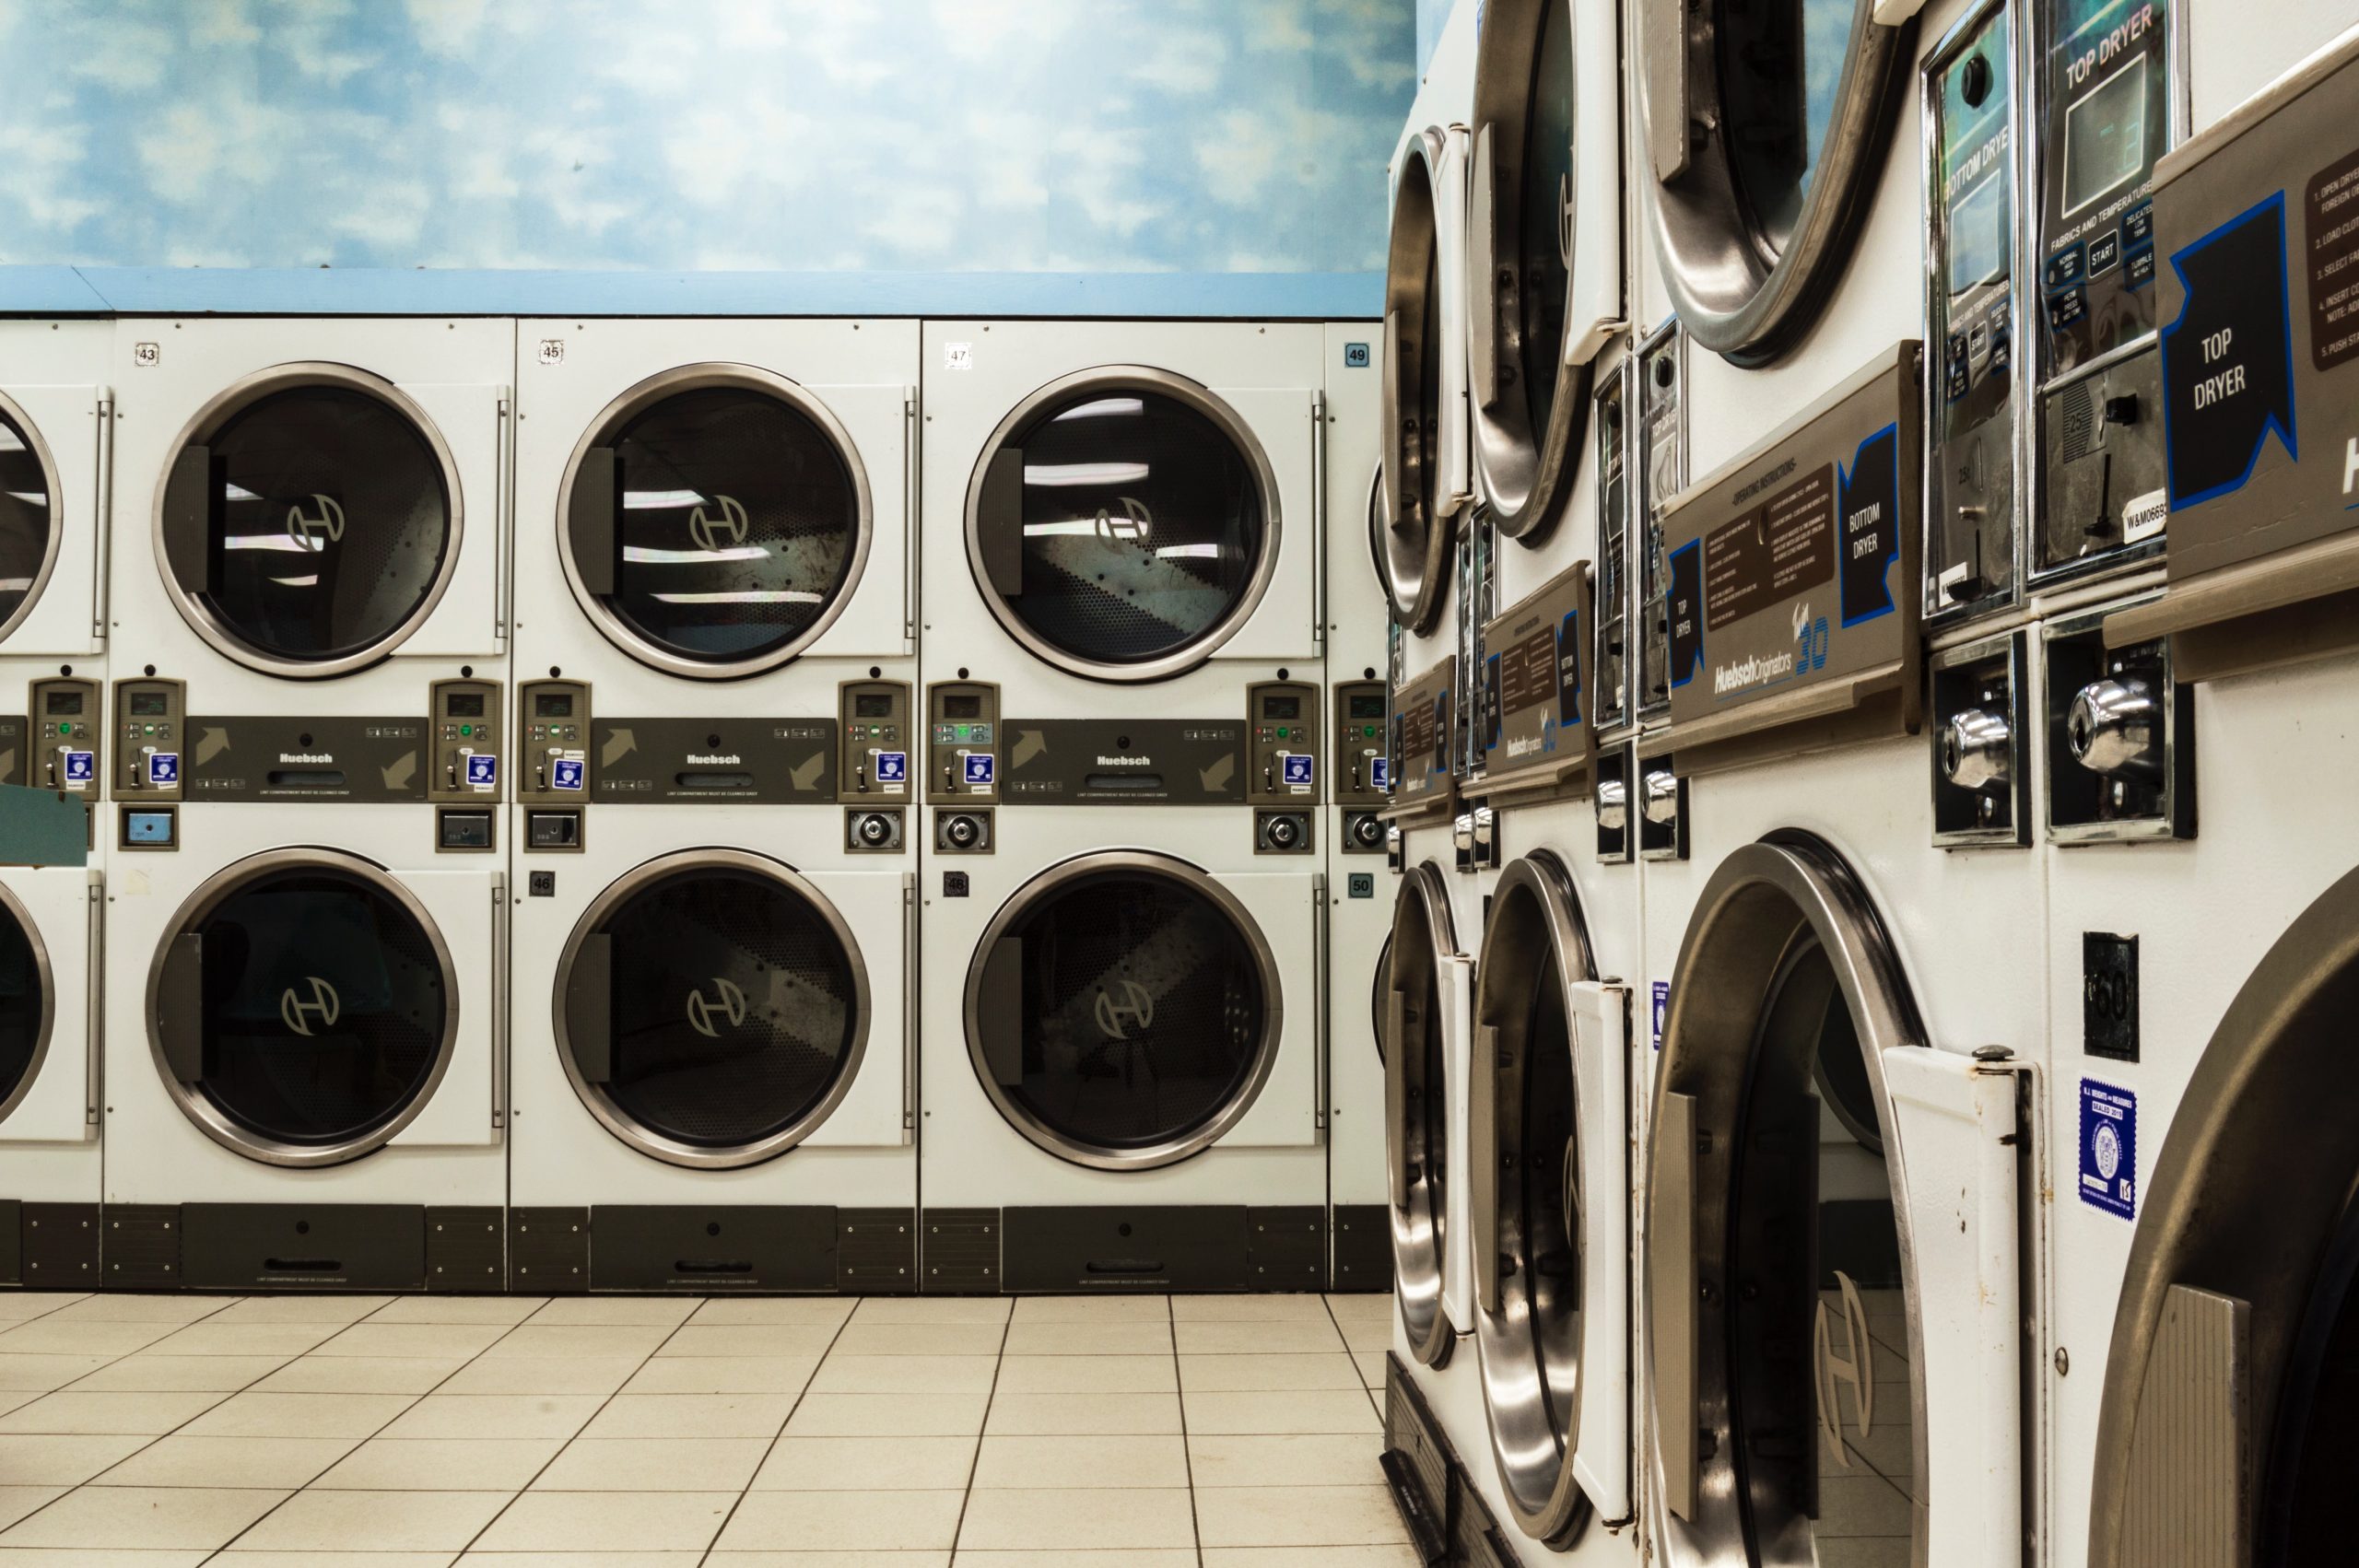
[1348,693,1385,720]
[129,690,170,716]
[943,694,982,720]
[855,693,894,718]
[1261,695,1301,720]
[535,693,574,719]
[445,692,486,719]
[2063,55,2149,216]
[42,690,81,716]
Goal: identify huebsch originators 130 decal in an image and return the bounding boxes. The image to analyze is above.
[1387,654,1456,814]
[1474,561,1596,797]
[1660,342,1924,752]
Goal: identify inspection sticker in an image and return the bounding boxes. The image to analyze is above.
[2080,1079,2138,1220]
[1651,980,1669,1050]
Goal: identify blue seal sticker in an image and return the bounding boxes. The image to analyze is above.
[962,753,995,788]
[62,751,93,786]
[551,757,585,792]
[147,752,180,787]
[1282,754,1313,789]
[1651,981,1669,1051]
[2079,1079,2138,1220]
[875,751,908,785]
[465,754,498,790]
[1370,755,1391,792]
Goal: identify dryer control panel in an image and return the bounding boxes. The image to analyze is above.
[112,678,185,801]
[517,680,591,854]
[1332,680,1388,806]
[31,678,100,798]
[927,681,999,804]
[428,679,504,803]
[838,680,911,803]
[1245,681,1320,806]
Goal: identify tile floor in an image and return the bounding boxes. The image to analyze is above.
[0,1286,1406,1565]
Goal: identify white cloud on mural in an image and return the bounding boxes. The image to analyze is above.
[0,0,1412,273]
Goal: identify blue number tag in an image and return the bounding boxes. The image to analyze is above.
[1281,754,1314,789]
[875,751,908,785]
[551,757,585,792]
[465,754,499,789]
[963,753,995,788]
[147,752,180,786]
[62,751,93,786]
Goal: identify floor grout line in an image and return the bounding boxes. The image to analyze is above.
[940,1295,1013,1562]
[693,1293,863,1567]
[1172,1293,1204,1568]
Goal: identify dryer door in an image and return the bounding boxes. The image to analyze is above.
[557,369,895,678]
[1469,851,1630,1544]
[1379,129,1463,634]
[155,365,481,675]
[1386,860,1463,1366]
[1643,836,1996,1568]
[1468,0,1624,538]
[148,848,463,1167]
[0,869,97,1145]
[0,382,101,658]
[556,849,878,1168]
[1643,0,1919,362]
[964,851,1289,1172]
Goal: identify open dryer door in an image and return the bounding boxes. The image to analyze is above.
[1379,127,1468,634]
[1467,0,1625,540]
[1387,860,1470,1368]
[1469,849,1633,1545]
[1644,834,2018,1568]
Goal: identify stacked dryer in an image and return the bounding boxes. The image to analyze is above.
[505,319,919,1293]
[0,321,111,1290]
[100,319,512,1292]
[913,319,1331,1294]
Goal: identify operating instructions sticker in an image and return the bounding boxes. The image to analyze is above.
[2079,1078,2138,1219]
[1661,342,1922,743]
[1478,561,1595,789]
[2153,35,2359,588]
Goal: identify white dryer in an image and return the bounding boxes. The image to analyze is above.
[918,318,1322,712]
[916,680,1324,1294]
[2034,29,2359,1568]
[505,675,914,1294]
[511,317,914,711]
[0,318,111,1290]
[100,769,506,1293]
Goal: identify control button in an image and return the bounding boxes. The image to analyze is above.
[528,811,582,849]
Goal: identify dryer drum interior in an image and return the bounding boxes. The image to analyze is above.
[1471,851,1596,1542]
[1468,0,1589,538]
[1386,860,1457,1364]
[2087,865,2359,1568]
[965,853,1281,1172]
[149,851,459,1166]
[1649,837,1923,1565]
[157,365,462,673]
[558,852,868,1169]
[0,885,53,1126]
[562,368,871,677]
[1648,0,1917,362]
[1379,133,1451,634]
[0,392,64,639]
[966,370,1273,681]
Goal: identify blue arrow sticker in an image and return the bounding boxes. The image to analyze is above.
[2163,190,2299,509]
[551,757,585,791]
[875,751,908,784]
[2079,1078,2138,1220]
[1666,541,1704,689]
[1837,422,1900,628]
[147,753,180,787]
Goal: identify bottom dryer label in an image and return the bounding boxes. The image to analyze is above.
[2079,1078,2138,1220]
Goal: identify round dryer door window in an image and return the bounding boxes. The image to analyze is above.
[557,852,868,1168]
[0,887,52,1126]
[156,367,462,675]
[965,370,1276,682]
[148,851,458,1166]
[0,397,62,640]
[965,853,1282,1170]
[561,370,871,678]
